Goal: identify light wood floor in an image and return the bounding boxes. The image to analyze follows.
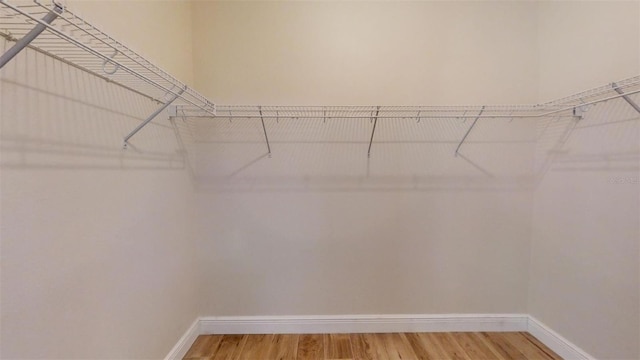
[183,332,562,360]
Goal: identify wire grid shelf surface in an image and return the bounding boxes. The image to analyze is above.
[1,0,639,142]
[544,75,640,107]
[176,75,640,121]
[176,105,542,121]
[0,0,215,113]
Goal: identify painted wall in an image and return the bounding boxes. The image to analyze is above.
[68,0,195,87]
[0,1,199,358]
[530,1,640,358]
[191,1,539,105]
[530,96,640,360]
[192,4,640,358]
[190,1,537,316]
[2,0,639,358]
[537,1,640,102]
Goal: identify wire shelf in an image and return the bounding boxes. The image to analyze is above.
[175,75,640,120]
[544,75,640,107]
[1,0,638,154]
[176,105,543,121]
[0,0,215,114]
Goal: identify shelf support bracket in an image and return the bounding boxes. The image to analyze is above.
[0,3,63,69]
[123,87,185,148]
[259,106,272,157]
[572,105,588,119]
[612,82,640,115]
[367,106,380,158]
[455,106,485,156]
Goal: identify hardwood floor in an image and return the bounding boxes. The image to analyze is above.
[183,332,562,360]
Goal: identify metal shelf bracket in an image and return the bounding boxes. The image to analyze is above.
[0,0,216,118]
[123,86,186,148]
[367,106,380,158]
[259,106,272,157]
[572,105,590,119]
[455,106,485,156]
[0,2,63,69]
[612,82,640,115]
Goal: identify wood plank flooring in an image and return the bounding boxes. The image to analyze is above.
[183,332,562,360]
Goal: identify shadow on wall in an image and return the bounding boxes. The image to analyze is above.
[178,89,640,193]
[535,93,640,182]
[178,114,538,193]
[3,35,637,191]
[0,39,186,171]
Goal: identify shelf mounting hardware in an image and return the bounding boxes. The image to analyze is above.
[572,104,589,119]
[102,48,120,75]
[455,106,485,156]
[0,2,63,69]
[259,106,272,157]
[612,82,640,114]
[123,86,186,148]
[367,106,380,158]
[0,0,216,117]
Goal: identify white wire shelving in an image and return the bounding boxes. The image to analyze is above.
[1,0,639,156]
[176,76,640,121]
[175,75,640,158]
[0,0,216,146]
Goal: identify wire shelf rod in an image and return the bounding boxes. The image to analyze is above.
[0,1,60,68]
[213,106,546,112]
[544,75,640,106]
[258,106,271,156]
[612,82,640,114]
[176,84,640,120]
[367,107,380,158]
[0,0,215,116]
[455,106,485,156]
[47,4,178,85]
[123,87,186,146]
[0,32,162,102]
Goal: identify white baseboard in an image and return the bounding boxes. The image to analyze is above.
[166,314,597,360]
[527,316,595,360]
[199,314,528,335]
[164,318,200,360]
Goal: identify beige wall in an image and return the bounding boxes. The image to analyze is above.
[190,110,536,316]
[530,97,640,359]
[69,0,195,86]
[192,2,640,357]
[190,0,538,317]
[192,1,539,105]
[0,1,199,358]
[537,0,640,101]
[2,0,640,358]
[530,1,640,358]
